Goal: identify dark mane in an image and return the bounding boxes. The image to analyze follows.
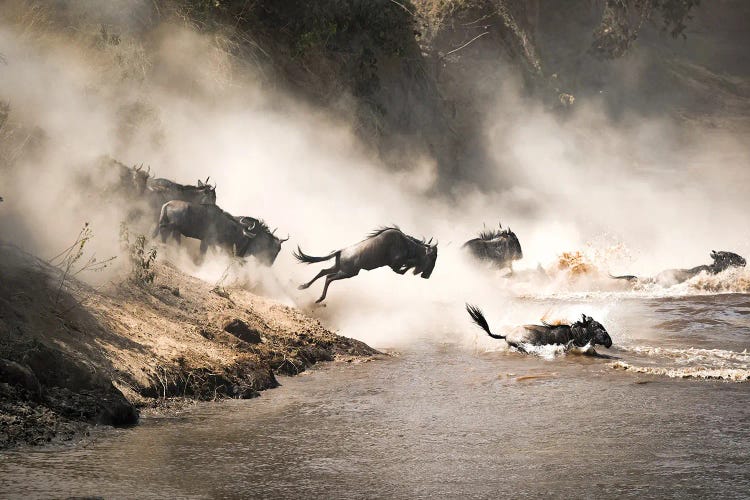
[367,226,401,239]
[478,228,513,240]
[237,215,272,234]
[368,226,429,246]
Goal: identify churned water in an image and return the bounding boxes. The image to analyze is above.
[1,293,749,499]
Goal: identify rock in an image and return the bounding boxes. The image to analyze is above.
[0,358,41,397]
[222,318,262,344]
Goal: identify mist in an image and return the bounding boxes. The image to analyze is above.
[1,2,748,349]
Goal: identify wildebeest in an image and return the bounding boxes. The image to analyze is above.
[91,156,150,197]
[155,200,258,258]
[463,223,523,272]
[295,226,438,303]
[234,216,289,266]
[610,250,746,287]
[147,176,216,208]
[466,304,613,354]
[155,201,288,265]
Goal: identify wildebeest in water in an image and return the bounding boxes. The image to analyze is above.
[610,250,746,287]
[463,222,523,272]
[466,304,613,355]
[295,226,438,303]
[155,201,288,265]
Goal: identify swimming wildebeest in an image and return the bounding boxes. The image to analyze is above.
[294,226,438,303]
[610,250,746,287]
[466,304,613,354]
[463,223,522,272]
[155,200,259,259]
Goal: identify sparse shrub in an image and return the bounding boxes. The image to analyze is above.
[50,222,116,305]
[211,263,232,299]
[119,222,157,285]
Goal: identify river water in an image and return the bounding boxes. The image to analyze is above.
[1,292,749,499]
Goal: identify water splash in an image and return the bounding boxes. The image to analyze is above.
[611,361,750,382]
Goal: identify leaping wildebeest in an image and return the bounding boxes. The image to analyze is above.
[463,222,523,272]
[610,250,746,287]
[295,226,438,303]
[466,304,613,354]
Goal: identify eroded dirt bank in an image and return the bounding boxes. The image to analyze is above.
[0,242,378,449]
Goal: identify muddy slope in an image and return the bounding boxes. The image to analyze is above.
[0,243,377,449]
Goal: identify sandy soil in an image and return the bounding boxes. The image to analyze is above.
[0,242,378,449]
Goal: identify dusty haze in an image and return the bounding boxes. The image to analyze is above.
[0,1,748,347]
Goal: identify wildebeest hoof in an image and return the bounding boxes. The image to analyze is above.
[298,284,308,290]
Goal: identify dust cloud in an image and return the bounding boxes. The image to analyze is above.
[0,1,747,348]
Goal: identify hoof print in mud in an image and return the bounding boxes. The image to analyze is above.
[222,318,262,344]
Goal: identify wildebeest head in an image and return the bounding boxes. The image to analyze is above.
[476,222,523,262]
[710,250,746,271]
[237,217,288,266]
[503,227,523,261]
[130,164,150,194]
[575,314,612,348]
[232,219,258,257]
[196,177,217,205]
[420,239,438,279]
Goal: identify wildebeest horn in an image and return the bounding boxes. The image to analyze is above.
[272,227,277,234]
[427,237,433,245]
[280,234,290,243]
[498,221,502,228]
[197,179,204,186]
[205,176,210,185]
[243,220,256,238]
[238,216,252,226]
[146,165,151,175]
[581,313,587,323]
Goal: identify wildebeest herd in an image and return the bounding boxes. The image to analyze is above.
[95,157,288,266]
[88,158,749,355]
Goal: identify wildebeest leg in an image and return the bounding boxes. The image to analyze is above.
[508,341,527,353]
[584,349,619,359]
[316,271,355,303]
[299,266,336,290]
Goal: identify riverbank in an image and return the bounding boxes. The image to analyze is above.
[0,242,378,449]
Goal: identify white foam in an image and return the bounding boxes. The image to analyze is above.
[610,361,750,382]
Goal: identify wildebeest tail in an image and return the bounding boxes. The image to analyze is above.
[152,202,170,238]
[466,304,505,339]
[293,246,339,264]
[608,273,638,281]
